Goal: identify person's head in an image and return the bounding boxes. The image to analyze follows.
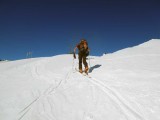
[80,39,87,43]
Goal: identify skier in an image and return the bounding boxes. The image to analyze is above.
[74,39,89,74]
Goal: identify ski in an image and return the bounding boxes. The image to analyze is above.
[74,68,91,78]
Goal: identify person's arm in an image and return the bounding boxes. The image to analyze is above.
[73,46,78,59]
[74,46,77,53]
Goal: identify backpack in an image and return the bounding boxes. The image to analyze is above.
[79,40,89,56]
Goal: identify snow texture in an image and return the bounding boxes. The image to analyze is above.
[0,39,160,120]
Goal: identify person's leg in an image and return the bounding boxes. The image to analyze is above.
[82,55,88,72]
[78,53,83,73]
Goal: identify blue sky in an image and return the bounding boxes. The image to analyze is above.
[0,0,160,60]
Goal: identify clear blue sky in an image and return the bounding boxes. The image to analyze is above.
[0,0,160,60]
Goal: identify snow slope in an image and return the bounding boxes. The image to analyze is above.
[0,39,160,120]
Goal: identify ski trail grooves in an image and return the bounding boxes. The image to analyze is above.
[18,108,31,120]
[79,73,146,120]
[18,63,73,120]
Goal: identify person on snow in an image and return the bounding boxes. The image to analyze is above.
[74,39,89,74]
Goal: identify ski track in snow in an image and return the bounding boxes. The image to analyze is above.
[17,59,73,120]
[74,71,146,120]
[18,63,147,120]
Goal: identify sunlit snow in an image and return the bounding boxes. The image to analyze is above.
[0,39,160,120]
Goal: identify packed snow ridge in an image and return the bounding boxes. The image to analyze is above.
[0,39,160,120]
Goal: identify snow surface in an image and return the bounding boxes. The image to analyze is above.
[0,39,160,120]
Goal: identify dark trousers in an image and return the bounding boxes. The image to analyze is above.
[78,52,88,70]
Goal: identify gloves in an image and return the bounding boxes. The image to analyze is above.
[73,53,76,59]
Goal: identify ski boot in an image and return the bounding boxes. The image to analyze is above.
[79,69,83,73]
[84,66,89,75]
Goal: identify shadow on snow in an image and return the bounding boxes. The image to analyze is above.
[89,64,101,73]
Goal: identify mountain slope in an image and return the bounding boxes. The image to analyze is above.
[0,39,160,120]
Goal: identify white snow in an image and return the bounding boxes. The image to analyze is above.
[0,39,160,120]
